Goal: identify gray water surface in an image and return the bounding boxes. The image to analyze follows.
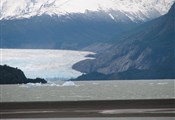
[0,80,174,102]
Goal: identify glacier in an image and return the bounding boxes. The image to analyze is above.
[1,49,94,80]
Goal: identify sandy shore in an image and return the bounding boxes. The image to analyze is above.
[0,99,175,118]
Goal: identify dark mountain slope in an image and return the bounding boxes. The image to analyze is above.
[0,11,137,50]
[73,3,175,80]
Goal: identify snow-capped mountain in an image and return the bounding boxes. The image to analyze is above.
[73,3,175,80]
[0,1,174,50]
[0,0,174,21]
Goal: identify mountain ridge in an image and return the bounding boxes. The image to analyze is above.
[72,3,175,80]
[1,0,174,22]
[0,11,138,49]
[1,1,174,50]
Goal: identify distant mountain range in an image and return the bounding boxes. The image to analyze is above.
[0,0,174,49]
[1,0,174,80]
[72,3,175,80]
[1,0,174,21]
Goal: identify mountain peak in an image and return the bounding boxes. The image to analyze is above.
[168,2,175,13]
[1,0,174,21]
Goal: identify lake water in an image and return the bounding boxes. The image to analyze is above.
[0,49,174,102]
[0,80,174,102]
[1,49,94,79]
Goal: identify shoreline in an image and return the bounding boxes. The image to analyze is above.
[1,99,175,118]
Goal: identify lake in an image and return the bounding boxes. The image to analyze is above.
[0,80,174,102]
[0,49,174,102]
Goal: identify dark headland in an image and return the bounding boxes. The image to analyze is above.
[0,65,47,84]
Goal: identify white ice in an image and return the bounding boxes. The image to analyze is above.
[19,81,76,87]
[62,81,76,86]
[1,49,94,80]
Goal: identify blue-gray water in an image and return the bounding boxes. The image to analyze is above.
[0,80,174,102]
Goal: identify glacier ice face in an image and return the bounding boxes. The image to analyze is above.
[1,49,94,80]
[0,0,174,21]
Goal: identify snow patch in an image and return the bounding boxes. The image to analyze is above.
[108,13,115,20]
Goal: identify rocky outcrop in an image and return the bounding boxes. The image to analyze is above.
[72,68,175,80]
[73,3,175,80]
[0,65,47,84]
